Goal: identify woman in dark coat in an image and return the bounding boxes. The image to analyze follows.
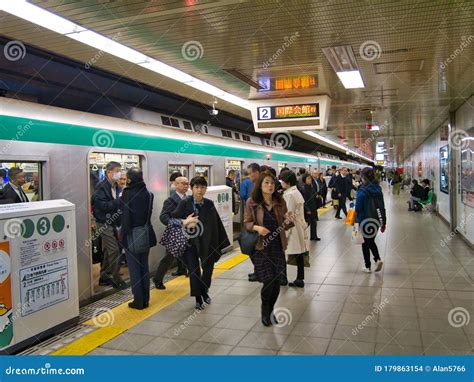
[120,168,157,310]
[244,172,294,326]
[171,176,230,310]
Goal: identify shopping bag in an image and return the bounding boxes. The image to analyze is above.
[351,223,364,245]
[345,208,356,225]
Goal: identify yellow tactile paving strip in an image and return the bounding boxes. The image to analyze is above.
[52,204,334,356]
[52,253,249,355]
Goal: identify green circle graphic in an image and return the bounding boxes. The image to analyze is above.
[225,193,229,202]
[21,219,35,239]
[52,215,65,233]
[36,217,51,236]
[217,194,222,203]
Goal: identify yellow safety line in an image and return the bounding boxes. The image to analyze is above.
[52,252,249,356]
[53,204,334,355]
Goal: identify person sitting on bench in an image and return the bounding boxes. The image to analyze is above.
[408,179,424,211]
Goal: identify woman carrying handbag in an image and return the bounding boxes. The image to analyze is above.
[244,171,295,326]
[120,168,157,310]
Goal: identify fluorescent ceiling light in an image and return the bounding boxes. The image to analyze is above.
[322,45,365,89]
[370,124,380,131]
[303,131,374,163]
[1,1,249,109]
[67,30,149,64]
[336,71,365,89]
[0,1,85,34]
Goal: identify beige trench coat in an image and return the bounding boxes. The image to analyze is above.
[283,185,309,255]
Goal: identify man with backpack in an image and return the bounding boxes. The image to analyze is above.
[355,167,386,273]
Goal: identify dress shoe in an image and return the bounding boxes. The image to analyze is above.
[154,281,166,290]
[203,293,212,305]
[288,279,305,288]
[248,273,258,282]
[98,276,111,286]
[335,216,342,219]
[111,278,127,290]
[279,278,288,286]
[195,296,205,310]
[128,301,145,310]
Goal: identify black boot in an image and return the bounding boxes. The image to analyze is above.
[261,302,271,326]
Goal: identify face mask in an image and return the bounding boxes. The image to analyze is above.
[112,172,121,181]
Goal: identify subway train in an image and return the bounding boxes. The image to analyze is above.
[0,98,364,304]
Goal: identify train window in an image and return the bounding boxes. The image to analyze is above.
[170,118,180,128]
[183,120,193,131]
[221,130,232,138]
[168,165,189,184]
[234,132,240,140]
[0,162,42,203]
[194,165,211,185]
[242,135,251,142]
[161,116,171,126]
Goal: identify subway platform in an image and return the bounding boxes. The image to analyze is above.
[42,186,474,356]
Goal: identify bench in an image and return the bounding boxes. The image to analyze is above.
[416,190,434,212]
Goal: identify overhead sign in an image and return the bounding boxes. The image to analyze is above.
[250,95,331,133]
[258,75,318,92]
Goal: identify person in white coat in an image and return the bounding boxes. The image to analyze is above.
[279,170,309,288]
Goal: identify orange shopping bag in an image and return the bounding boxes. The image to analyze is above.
[345,203,356,225]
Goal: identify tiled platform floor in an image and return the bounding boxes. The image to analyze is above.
[89,186,474,355]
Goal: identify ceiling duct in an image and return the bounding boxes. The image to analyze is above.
[223,69,265,89]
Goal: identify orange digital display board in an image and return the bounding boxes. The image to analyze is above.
[274,103,318,119]
[274,75,317,90]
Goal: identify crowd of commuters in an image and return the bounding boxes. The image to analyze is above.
[4,159,443,326]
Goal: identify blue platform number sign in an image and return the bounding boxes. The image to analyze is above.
[258,107,271,120]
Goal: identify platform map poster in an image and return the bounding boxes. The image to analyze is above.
[0,241,13,349]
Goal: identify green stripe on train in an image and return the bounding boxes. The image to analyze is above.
[0,115,340,165]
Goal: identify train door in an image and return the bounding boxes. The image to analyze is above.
[0,161,43,202]
[225,160,243,237]
[88,151,142,295]
[194,165,211,185]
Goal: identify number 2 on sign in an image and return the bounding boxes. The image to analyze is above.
[258,107,271,120]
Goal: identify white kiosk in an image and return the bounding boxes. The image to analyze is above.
[205,186,233,247]
[0,199,79,354]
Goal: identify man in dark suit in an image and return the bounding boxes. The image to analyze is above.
[0,167,29,204]
[334,167,352,219]
[153,176,189,289]
[91,161,125,289]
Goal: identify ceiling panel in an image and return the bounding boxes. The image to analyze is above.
[1,0,472,163]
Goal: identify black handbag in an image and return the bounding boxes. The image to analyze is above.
[238,206,258,256]
[127,192,154,254]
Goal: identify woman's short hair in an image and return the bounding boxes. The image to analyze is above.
[279,170,297,186]
[302,173,312,184]
[190,176,207,188]
[251,172,283,204]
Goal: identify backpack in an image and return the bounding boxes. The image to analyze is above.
[361,188,386,228]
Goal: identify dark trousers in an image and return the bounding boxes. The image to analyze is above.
[336,196,348,217]
[362,236,381,269]
[154,250,187,283]
[261,278,280,312]
[183,245,214,297]
[294,252,305,280]
[125,250,150,307]
[309,217,318,239]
